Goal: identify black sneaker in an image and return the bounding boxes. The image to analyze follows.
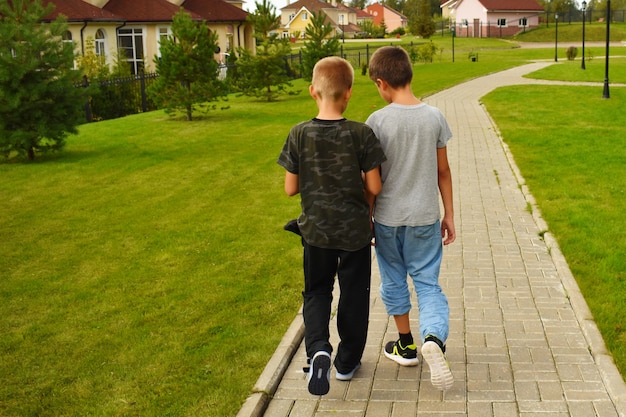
[384,340,419,366]
[421,336,453,391]
[307,351,331,395]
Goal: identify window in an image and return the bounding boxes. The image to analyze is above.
[62,31,73,42]
[461,19,468,27]
[518,17,528,27]
[95,29,106,57]
[289,13,295,21]
[497,18,507,27]
[118,27,144,74]
[157,26,171,57]
[302,12,308,20]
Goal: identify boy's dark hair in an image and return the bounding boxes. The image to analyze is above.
[368,46,412,89]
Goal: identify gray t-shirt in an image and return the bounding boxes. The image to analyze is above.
[366,103,452,227]
[278,118,386,250]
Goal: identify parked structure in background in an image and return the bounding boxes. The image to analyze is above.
[364,2,408,34]
[277,0,373,40]
[42,0,254,74]
[441,0,544,38]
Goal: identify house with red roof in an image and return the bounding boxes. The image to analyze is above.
[363,3,407,34]
[441,0,544,38]
[41,0,254,74]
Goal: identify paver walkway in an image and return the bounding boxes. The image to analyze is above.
[238,62,626,417]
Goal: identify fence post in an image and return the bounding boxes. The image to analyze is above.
[366,44,370,64]
[140,71,147,112]
[82,75,92,123]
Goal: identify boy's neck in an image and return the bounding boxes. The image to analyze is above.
[390,85,421,106]
[315,101,347,120]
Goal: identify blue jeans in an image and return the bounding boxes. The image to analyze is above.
[374,221,449,343]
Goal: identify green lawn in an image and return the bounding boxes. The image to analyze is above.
[1,41,625,416]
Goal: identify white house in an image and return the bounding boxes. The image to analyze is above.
[442,0,544,38]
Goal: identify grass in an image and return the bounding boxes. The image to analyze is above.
[525,57,626,83]
[0,103,310,416]
[1,38,626,415]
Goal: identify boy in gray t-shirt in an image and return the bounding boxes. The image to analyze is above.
[278,57,386,396]
[366,46,456,391]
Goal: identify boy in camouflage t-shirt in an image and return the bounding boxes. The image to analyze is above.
[278,57,386,396]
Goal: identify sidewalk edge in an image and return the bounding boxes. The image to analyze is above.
[236,312,305,417]
[489,107,626,417]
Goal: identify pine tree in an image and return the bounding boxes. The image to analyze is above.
[247,0,280,42]
[234,38,294,102]
[147,10,225,121]
[232,0,296,101]
[0,0,84,161]
[301,11,340,81]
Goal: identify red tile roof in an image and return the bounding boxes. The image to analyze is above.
[103,0,203,22]
[182,0,248,21]
[41,0,122,22]
[478,0,544,12]
[281,0,336,11]
[39,0,248,24]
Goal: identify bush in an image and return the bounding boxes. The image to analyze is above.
[566,46,578,60]
[417,41,441,63]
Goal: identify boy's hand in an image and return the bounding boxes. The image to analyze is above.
[441,217,456,245]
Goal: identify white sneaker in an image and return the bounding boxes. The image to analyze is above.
[307,351,331,395]
[421,340,454,391]
[335,362,361,381]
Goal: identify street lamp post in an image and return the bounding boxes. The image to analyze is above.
[340,15,345,43]
[581,1,587,69]
[554,13,559,62]
[602,0,611,98]
[451,23,455,63]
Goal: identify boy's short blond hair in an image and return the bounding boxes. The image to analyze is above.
[311,57,354,101]
[368,46,412,89]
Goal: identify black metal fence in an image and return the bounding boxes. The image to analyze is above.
[79,43,419,122]
[284,41,427,77]
[77,72,159,122]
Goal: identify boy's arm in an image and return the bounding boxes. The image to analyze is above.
[363,166,382,199]
[437,147,456,245]
[284,171,299,196]
[364,166,382,237]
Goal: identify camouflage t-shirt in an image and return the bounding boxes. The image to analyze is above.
[277,118,386,251]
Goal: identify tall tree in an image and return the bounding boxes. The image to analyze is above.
[232,0,295,101]
[0,0,83,161]
[301,11,340,81]
[148,10,225,121]
[408,0,435,38]
[248,0,281,42]
[349,0,368,10]
[384,0,406,14]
